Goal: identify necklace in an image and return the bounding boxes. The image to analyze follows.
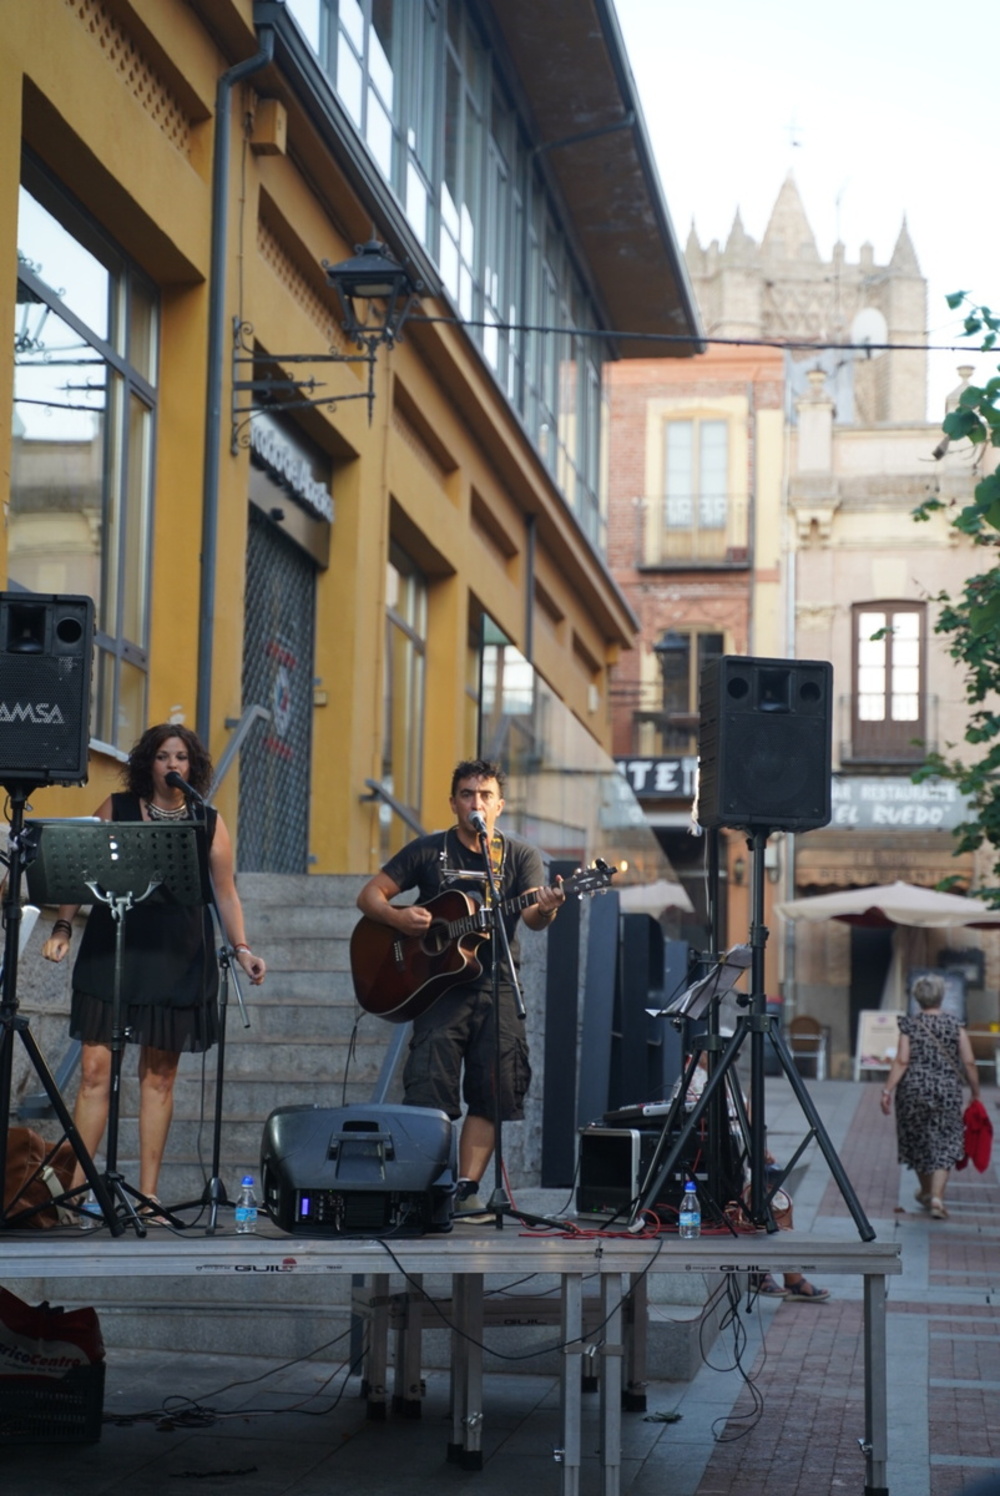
[145,799,189,822]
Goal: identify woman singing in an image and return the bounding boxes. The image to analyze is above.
[42,724,266,1211]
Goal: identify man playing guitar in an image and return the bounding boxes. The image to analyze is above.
[356,759,564,1214]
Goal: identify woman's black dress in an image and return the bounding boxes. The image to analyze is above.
[69,793,220,1053]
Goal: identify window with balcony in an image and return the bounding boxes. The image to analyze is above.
[850,603,926,763]
[647,417,746,565]
[634,629,724,755]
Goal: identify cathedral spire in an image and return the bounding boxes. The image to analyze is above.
[725,207,756,258]
[889,216,921,276]
[761,172,818,261]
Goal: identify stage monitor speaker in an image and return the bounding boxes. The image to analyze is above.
[260,1104,456,1237]
[697,655,832,832]
[0,593,94,785]
[576,1124,708,1222]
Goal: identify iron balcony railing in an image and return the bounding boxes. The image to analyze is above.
[642,492,749,567]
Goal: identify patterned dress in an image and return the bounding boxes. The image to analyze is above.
[894,1012,966,1173]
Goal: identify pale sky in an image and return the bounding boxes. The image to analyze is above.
[614,0,998,421]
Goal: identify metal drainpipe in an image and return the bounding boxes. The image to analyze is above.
[524,513,536,662]
[197,25,276,744]
[781,379,797,1017]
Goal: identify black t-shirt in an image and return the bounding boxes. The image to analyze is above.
[382,827,545,976]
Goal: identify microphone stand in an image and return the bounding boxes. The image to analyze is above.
[469,818,570,1233]
[161,775,251,1232]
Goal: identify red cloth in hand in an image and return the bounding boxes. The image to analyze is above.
[957,1099,993,1173]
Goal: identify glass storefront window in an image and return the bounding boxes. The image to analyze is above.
[380,544,427,858]
[11,159,157,753]
[479,617,674,885]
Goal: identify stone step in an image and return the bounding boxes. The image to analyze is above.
[241,970,358,1002]
[244,904,361,939]
[109,1075,386,1120]
[238,936,353,972]
[237,873,368,908]
[224,998,367,1042]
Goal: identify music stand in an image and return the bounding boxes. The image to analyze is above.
[25,819,210,1236]
[1,797,121,1235]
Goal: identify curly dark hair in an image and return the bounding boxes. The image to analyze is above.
[124,724,214,798]
[450,758,506,797]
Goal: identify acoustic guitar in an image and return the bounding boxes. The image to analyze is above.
[350,860,615,1023]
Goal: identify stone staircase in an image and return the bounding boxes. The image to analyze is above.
[114,872,391,1204]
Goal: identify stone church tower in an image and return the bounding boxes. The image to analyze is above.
[684,174,927,423]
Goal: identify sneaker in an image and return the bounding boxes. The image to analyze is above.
[453,1194,489,1218]
[453,1180,489,1220]
[784,1280,830,1302]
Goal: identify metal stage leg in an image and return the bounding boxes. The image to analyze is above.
[559,1274,583,1496]
[623,1272,648,1411]
[599,1274,625,1496]
[392,1273,423,1417]
[363,1273,390,1420]
[449,1273,484,1469]
[863,1272,890,1496]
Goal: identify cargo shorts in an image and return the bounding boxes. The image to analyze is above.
[402,981,531,1122]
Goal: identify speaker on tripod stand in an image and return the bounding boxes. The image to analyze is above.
[697,655,832,833]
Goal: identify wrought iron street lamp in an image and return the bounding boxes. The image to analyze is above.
[231,239,421,447]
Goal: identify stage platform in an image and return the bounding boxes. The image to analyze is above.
[0,1224,900,1496]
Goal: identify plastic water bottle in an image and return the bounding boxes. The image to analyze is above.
[235,1175,258,1234]
[678,1180,701,1239]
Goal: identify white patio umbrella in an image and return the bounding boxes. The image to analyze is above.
[618,878,694,916]
[775,880,1000,1010]
[775,880,1000,930]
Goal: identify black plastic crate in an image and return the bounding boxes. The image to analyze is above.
[0,1361,105,1444]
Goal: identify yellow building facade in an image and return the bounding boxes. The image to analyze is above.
[2,0,700,874]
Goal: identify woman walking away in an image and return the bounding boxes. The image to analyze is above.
[880,973,980,1220]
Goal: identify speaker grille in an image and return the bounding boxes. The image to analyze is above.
[698,656,832,831]
[0,595,94,784]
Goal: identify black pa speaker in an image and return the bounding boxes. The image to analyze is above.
[0,594,94,785]
[697,655,832,832]
[260,1104,456,1236]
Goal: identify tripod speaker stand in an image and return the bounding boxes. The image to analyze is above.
[25,818,210,1236]
[629,829,874,1241]
[0,788,121,1233]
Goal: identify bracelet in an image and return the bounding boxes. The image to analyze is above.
[882,1089,891,1098]
[52,920,73,937]
[233,944,252,956]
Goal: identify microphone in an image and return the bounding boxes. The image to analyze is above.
[165,770,207,805]
[469,811,488,837]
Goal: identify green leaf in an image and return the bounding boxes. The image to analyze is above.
[970,592,1000,636]
[943,409,982,440]
[946,291,969,309]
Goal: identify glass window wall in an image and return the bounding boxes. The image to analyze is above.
[11,157,157,753]
[287,0,609,552]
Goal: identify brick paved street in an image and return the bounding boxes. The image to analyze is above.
[692,1080,1000,1496]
